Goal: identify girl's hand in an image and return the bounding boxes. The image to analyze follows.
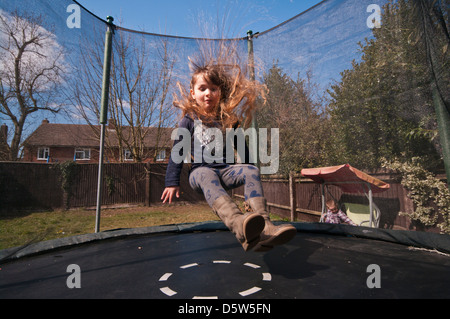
[161,186,180,204]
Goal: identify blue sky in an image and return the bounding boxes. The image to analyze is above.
[76,0,323,38]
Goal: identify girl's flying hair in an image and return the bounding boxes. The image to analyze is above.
[173,41,266,128]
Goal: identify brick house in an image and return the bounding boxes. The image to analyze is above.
[22,119,173,163]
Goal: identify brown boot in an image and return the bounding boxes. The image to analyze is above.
[247,197,297,252]
[212,195,265,251]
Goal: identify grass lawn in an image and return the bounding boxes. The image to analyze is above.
[1,199,290,250]
[0,202,219,250]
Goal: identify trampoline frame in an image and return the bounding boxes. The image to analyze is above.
[1,221,449,263]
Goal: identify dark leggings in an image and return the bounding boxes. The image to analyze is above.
[189,164,264,207]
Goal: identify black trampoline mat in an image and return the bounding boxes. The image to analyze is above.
[1,229,450,299]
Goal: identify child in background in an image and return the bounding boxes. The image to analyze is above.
[324,199,357,226]
[161,62,296,252]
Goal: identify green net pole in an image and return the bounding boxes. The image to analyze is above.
[95,16,115,233]
[417,0,450,186]
[247,30,259,168]
[431,83,450,186]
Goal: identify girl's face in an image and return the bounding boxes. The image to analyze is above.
[191,74,221,114]
[328,205,338,213]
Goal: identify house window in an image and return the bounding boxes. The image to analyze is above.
[124,149,133,161]
[37,147,50,160]
[156,149,166,161]
[74,148,91,160]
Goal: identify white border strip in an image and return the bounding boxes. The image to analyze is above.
[160,287,177,296]
[262,272,272,281]
[159,273,173,281]
[180,263,199,269]
[239,286,262,296]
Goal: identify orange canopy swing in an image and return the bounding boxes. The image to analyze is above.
[301,164,390,227]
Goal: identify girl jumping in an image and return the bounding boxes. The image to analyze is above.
[161,61,296,252]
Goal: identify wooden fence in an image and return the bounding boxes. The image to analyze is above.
[0,162,445,233]
[0,162,203,212]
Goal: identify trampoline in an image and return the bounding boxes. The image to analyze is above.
[1,221,449,299]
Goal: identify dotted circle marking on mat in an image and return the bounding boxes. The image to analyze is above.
[158,260,272,299]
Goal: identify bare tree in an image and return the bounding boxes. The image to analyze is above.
[0,9,66,160]
[71,25,177,162]
[110,29,177,162]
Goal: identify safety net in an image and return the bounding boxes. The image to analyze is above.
[0,0,448,175]
[0,0,449,227]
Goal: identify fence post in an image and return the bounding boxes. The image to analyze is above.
[289,171,296,222]
[145,162,151,206]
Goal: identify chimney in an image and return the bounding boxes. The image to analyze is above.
[1,124,7,141]
[42,118,49,124]
[108,118,116,130]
